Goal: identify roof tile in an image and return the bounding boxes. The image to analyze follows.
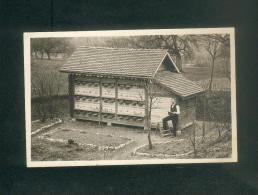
[60,47,168,78]
[155,71,205,98]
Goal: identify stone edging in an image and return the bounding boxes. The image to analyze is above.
[32,119,40,124]
[38,128,134,151]
[133,139,193,158]
[32,118,63,136]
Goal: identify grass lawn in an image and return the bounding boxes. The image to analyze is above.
[195,78,230,91]
[45,128,131,147]
[183,65,230,91]
[183,60,228,81]
[32,137,106,161]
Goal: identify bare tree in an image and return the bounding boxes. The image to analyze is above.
[189,121,198,158]
[138,79,160,149]
[200,94,207,143]
[204,38,221,91]
[198,34,230,91]
[213,35,230,81]
[144,79,154,149]
[133,35,197,72]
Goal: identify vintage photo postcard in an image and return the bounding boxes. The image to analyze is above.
[24,28,237,167]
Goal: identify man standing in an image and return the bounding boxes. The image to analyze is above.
[162,99,180,136]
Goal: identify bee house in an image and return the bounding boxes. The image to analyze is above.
[60,47,204,131]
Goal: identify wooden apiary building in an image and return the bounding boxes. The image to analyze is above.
[60,47,204,131]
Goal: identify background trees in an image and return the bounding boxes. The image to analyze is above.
[133,35,196,72]
[104,35,196,72]
[31,38,75,60]
[32,70,63,121]
[31,34,230,77]
[199,34,230,90]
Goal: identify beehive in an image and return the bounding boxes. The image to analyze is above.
[61,47,204,130]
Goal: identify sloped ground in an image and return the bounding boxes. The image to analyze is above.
[136,123,232,159]
[197,131,232,158]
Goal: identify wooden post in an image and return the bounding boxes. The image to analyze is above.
[68,74,75,118]
[177,97,181,132]
[99,78,102,125]
[115,78,118,120]
[144,81,149,130]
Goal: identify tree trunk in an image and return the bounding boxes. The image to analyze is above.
[193,126,197,158]
[202,95,206,143]
[218,128,221,138]
[209,57,215,91]
[193,147,197,158]
[46,52,51,60]
[148,131,152,149]
[223,56,231,82]
[175,53,183,72]
[147,104,153,149]
[68,74,74,118]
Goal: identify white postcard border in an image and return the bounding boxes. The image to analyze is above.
[24,28,237,167]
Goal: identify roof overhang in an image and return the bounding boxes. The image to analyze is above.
[153,78,206,100]
[60,69,152,79]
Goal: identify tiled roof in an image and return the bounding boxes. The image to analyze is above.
[60,47,169,78]
[155,71,205,98]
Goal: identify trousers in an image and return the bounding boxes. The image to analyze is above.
[162,114,178,135]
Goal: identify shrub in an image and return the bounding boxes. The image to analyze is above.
[68,139,75,145]
[31,70,63,121]
[196,91,231,123]
[196,90,231,139]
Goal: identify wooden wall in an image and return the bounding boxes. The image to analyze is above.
[69,74,197,130]
[150,83,196,131]
[71,74,146,127]
[178,97,196,129]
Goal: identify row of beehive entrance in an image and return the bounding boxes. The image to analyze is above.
[73,79,146,125]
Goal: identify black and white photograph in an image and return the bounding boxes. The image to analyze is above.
[24,28,237,167]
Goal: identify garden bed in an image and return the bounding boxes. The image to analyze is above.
[41,128,132,150]
[31,137,105,161]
